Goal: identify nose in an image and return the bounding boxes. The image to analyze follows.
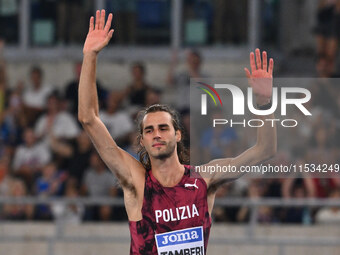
[153,129,161,139]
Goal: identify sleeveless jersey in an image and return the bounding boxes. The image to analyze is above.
[129,165,212,255]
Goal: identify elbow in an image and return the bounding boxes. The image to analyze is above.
[78,115,95,125]
[257,143,277,162]
[78,115,88,125]
[262,146,277,161]
[78,109,97,125]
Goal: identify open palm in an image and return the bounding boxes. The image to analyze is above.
[83,10,114,54]
[244,48,274,104]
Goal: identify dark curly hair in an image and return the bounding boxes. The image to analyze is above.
[136,104,189,170]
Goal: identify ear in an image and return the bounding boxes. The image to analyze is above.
[140,136,144,147]
[175,130,181,143]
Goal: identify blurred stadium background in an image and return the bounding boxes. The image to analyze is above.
[0,0,340,255]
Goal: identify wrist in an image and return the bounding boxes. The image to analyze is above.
[257,100,272,110]
[83,51,98,58]
[256,96,271,107]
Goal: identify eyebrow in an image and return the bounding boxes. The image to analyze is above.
[144,124,170,130]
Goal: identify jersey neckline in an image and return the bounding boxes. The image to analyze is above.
[149,165,191,188]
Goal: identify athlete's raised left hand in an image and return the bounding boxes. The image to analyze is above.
[244,48,274,106]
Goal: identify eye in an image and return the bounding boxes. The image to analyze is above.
[145,129,152,134]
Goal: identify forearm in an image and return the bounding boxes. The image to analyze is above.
[255,113,277,158]
[205,113,276,193]
[78,52,99,123]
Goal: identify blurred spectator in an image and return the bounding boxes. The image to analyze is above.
[0,153,12,219]
[120,62,150,107]
[22,66,52,125]
[315,188,340,224]
[310,80,339,116]
[3,179,34,220]
[35,91,79,141]
[281,177,315,224]
[51,179,84,224]
[12,128,51,190]
[64,62,108,115]
[67,131,93,185]
[82,152,118,221]
[100,92,134,147]
[307,124,338,198]
[35,91,80,170]
[35,162,66,196]
[167,49,210,110]
[34,162,67,220]
[0,88,27,146]
[200,111,238,163]
[314,0,340,77]
[212,184,239,222]
[0,41,10,117]
[145,87,162,107]
[0,154,11,196]
[237,180,277,223]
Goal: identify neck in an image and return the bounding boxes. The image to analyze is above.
[188,67,200,77]
[133,80,144,88]
[150,153,184,187]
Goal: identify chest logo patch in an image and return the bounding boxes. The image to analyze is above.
[155,226,204,255]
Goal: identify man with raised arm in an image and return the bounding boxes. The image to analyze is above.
[78,10,277,255]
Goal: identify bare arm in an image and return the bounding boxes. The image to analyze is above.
[78,10,145,195]
[205,49,277,194]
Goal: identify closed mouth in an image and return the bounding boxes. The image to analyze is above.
[153,143,165,147]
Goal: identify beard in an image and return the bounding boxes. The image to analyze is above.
[151,140,177,160]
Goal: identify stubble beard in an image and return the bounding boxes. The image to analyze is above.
[152,141,177,160]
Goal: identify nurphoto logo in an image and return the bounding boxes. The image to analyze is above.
[196,82,312,128]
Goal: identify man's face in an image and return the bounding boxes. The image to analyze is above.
[47,96,59,113]
[31,71,42,87]
[132,66,144,81]
[187,51,201,70]
[24,129,36,147]
[140,111,181,161]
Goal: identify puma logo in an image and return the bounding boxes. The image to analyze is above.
[184,179,198,189]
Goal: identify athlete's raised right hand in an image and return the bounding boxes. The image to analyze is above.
[83,10,114,54]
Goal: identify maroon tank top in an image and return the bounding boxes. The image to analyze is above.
[129,165,212,255]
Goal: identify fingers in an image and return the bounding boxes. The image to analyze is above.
[255,48,261,69]
[250,52,256,73]
[108,29,114,39]
[262,51,267,71]
[104,29,114,45]
[249,49,272,74]
[89,16,94,33]
[99,9,105,30]
[93,10,113,33]
[244,68,251,79]
[268,58,274,76]
[104,13,113,33]
[95,10,100,29]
